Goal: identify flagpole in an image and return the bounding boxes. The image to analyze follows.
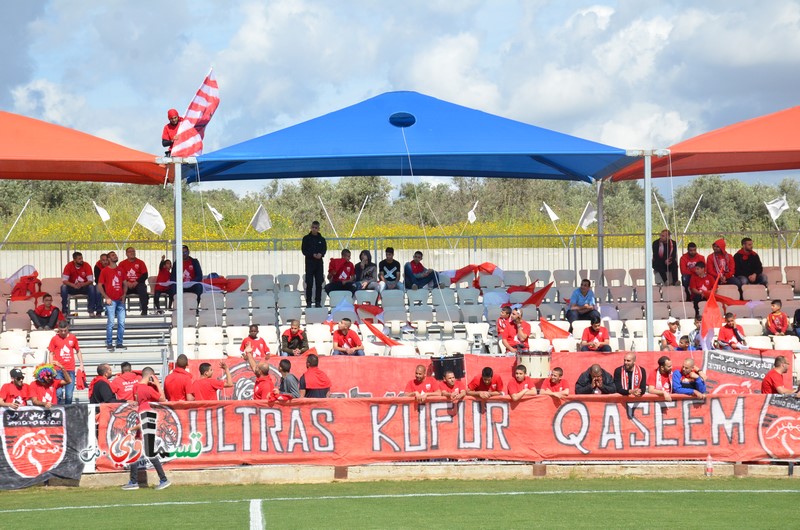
[121,210,140,250]
[174,161,185,357]
[682,194,703,235]
[573,202,590,236]
[100,220,119,252]
[550,219,568,249]
[453,219,470,250]
[235,224,251,251]
[0,196,31,251]
[653,191,669,230]
[427,202,455,250]
[318,196,342,249]
[207,204,234,251]
[345,195,370,247]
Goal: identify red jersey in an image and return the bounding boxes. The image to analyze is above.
[162,119,181,143]
[34,304,65,322]
[409,261,425,275]
[29,379,62,405]
[99,266,125,301]
[253,376,275,400]
[0,382,29,405]
[496,316,508,336]
[191,378,224,401]
[706,252,734,280]
[240,337,270,359]
[582,326,610,346]
[647,369,672,392]
[333,329,362,349]
[48,333,80,371]
[404,377,439,394]
[155,267,170,292]
[164,367,193,401]
[133,382,160,412]
[507,376,536,396]
[503,320,531,350]
[717,324,746,347]
[62,261,93,284]
[661,330,678,349]
[439,379,466,394]
[468,374,503,393]
[119,258,148,283]
[679,252,705,276]
[540,377,569,393]
[328,258,355,281]
[111,372,140,401]
[761,369,786,394]
[766,312,789,335]
[689,273,714,298]
[182,258,199,282]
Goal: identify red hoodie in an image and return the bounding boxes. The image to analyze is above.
[706,238,734,280]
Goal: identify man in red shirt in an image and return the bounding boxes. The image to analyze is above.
[191,361,233,401]
[47,321,84,404]
[539,367,569,399]
[404,250,439,290]
[0,369,29,408]
[506,364,537,401]
[467,367,503,399]
[163,354,195,401]
[496,306,511,338]
[119,246,149,315]
[688,262,714,318]
[111,362,140,401]
[679,242,705,296]
[162,108,182,155]
[403,365,440,403]
[580,315,612,352]
[761,356,799,395]
[240,324,270,360]
[332,318,364,356]
[98,250,128,351]
[299,354,331,398]
[30,363,69,408]
[502,307,531,353]
[324,249,357,295]
[706,238,741,288]
[27,293,64,330]
[647,356,673,401]
[61,251,100,317]
[438,370,466,401]
[716,312,747,350]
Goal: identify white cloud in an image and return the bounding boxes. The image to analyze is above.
[11,79,87,126]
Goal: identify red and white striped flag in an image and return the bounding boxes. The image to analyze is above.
[171,68,220,158]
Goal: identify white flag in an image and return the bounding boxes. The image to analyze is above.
[136,203,166,235]
[93,201,111,223]
[577,202,597,231]
[250,204,272,233]
[467,201,478,224]
[207,203,224,222]
[765,195,789,222]
[541,202,559,222]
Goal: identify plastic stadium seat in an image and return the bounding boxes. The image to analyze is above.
[528,270,551,285]
[251,292,276,309]
[276,274,301,292]
[250,274,275,292]
[551,338,577,352]
[225,309,251,326]
[716,285,740,300]
[225,292,250,310]
[304,307,329,324]
[768,284,794,301]
[762,266,782,284]
[628,268,646,287]
[355,290,379,305]
[773,335,800,350]
[502,270,528,287]
[745,336,773,350]
[603,269,627,287]
[381,289,405,308]
[742,285,768,301]
[457,287,480,306]
[415,340,442,356]
[390,344,417,357]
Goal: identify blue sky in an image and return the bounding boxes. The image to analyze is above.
[3,0,799,198]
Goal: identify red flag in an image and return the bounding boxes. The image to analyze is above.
[713,293,747,306]
[356,303,384,323]
[701,275,724,348]
[507,281,538,294]
[539,317,570,342]
[451,264,477,284]
[523,281,553,307]
[361,319,402,347]
[171,68,220,157]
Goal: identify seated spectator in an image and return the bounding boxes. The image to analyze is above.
[706,238,741,288]
[580,315,612,352]
[647,356,673,401]
[565,279,600,332]
[240,324,270,360]
[332,318,364,356]
[507,364,537,401]
[575,364,615,394]
[716,312,747,350]
[793,308,800,340]
[439,370,467,401]
[660,317,680,351]
[27,293,64,330]
[761,356,800,396]
[30,363,68,408]
[676,335,691,351]
[0,368,29,408]
[299,354,331,398]
[734,237,768,287]
[153,256,172,313]
[403,364,440,403]
[93,253,109,316]
[89,364,124,404]
[281,319,310,356]
[613,352,646,397]
[119,246,149,315]
[111,362,139,401]
[688,316,703,349]
[501,307,531,353]
[404,250,439,290]
[679,242,704,295]
[672,358,706,399]
[539,367,569,399]
[354,250,381,291]
[61,251,101,317]
[466,367,503,399]
[277,359,300,398]
[163,354,195,402]
[766,300,789,336]
[191,361,233,400]
[652,229,678,286]
[378,247,402,291]
[496,306,511,338]
[325,249,357,295]
[169,245,204,303]
[688,262,714,317]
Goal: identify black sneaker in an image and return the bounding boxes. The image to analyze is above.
[106,343,115,352]
[116,343,127,350]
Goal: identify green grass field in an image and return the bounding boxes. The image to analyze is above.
[1,477,798,529]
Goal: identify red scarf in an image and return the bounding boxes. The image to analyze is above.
[302,367,331,389]
[282,328,305,341]
[621,366,642,390]
[653,370,671,391]
[88,375,109,400]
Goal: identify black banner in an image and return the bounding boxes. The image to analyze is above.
[0,405,89,490]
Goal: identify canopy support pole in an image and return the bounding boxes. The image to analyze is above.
[597,180,605,287]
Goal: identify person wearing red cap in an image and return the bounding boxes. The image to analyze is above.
[706,238,741,289]
[162,109,182,155]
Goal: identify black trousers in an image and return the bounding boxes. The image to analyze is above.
[305,259,324,306]
[129,281,149,312]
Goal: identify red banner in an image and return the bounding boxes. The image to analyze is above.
[94,393,800,471]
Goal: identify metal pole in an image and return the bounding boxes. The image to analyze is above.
[644,153,655,351]
[174,162,184,357]
[597,180,605,287]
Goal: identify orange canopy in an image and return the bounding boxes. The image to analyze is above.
[610,106,800,181]
[0,111,164,185]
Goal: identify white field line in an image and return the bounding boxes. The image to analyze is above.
[1,489,799,515]
[249,499,264,530]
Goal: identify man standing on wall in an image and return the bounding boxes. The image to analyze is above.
[302,221,327,308]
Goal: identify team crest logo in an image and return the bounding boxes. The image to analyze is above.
[758,395,800,458]
[105,404,182,466]
[1,408,66,478]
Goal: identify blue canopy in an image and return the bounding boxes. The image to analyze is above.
[188,91,633,183]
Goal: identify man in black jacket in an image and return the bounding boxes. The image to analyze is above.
[734,237,768,287]
[613,352,647,397]
[301,221,327,308]
[89,364,125,403]
[652,229,678,286]
[575,364,616,395]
